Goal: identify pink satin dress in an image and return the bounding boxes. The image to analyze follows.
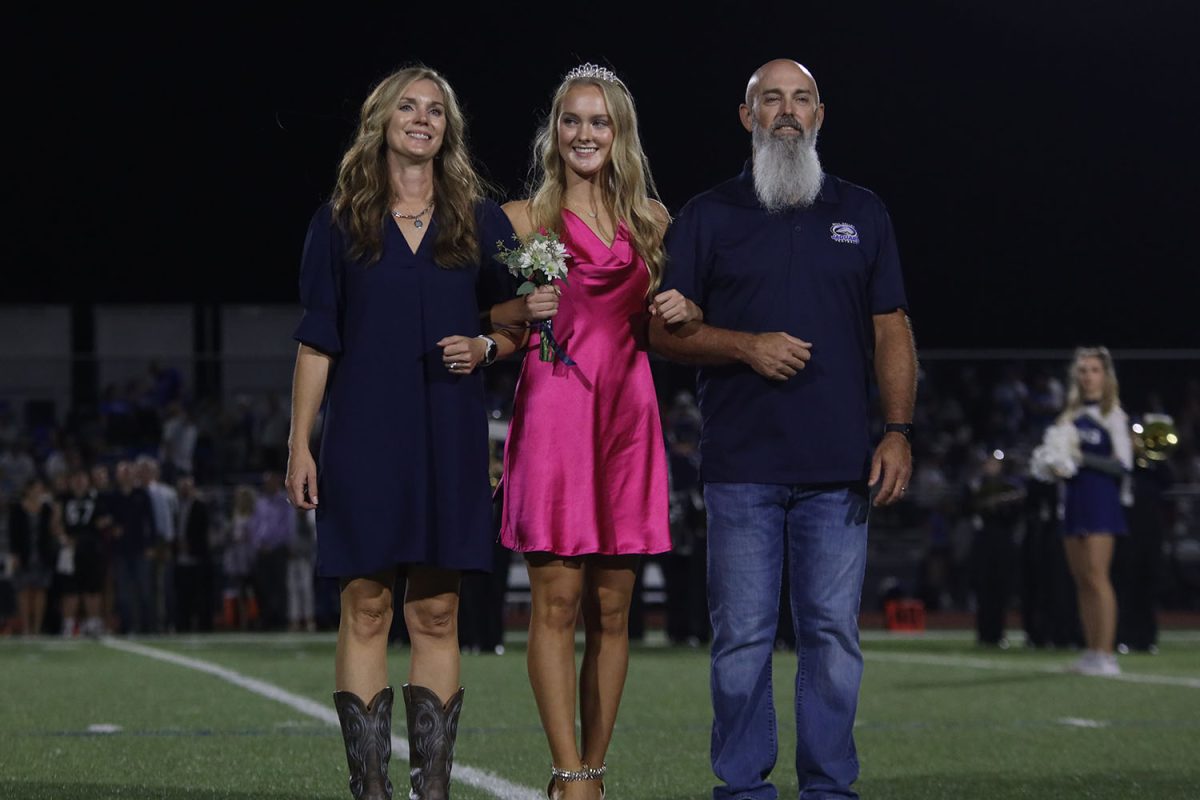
[499,210,671,556]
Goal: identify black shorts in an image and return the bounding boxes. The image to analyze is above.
[70,535,107,595]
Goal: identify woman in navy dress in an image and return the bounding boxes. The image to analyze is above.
[285,64,551,800]
[1059,346,1132,676]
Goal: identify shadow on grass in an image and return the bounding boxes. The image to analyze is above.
[0,781,342,799]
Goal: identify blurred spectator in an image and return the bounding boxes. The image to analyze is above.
[109,460,156,634]
[42,430,70,486]
[0,438,37,499]
[8,477,60,634]
[90,463,116,632]
[174,474,215,632]
[58,469,106,637]
[160,401,198,482]
[223,485,258,630]
[965,450,1026,647]
[287,507,316,633]
[137,455,177,632]
[250,470,293,631]
[1115,414,1177,653]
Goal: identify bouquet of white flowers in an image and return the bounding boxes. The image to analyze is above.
[495,231,574,364]
[1030,421,1082,482]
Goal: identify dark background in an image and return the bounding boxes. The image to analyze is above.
[7,0,1198,349]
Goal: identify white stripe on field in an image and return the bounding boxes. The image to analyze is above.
[864,650,1200,688]
[1058,717,1109,728]
[101,637,542,800]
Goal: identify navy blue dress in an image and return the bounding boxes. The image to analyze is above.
[293,200,517,577]
[1063,404,1131,537]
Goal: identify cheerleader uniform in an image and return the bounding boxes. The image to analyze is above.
[1062,401,1133,536]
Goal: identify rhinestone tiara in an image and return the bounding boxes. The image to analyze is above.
[563,62,619,83]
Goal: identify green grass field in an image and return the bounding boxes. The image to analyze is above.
[2,631,1198,799]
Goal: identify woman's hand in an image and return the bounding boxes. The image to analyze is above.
[650,289,703,325]
[438,335,486,375]
[524,284,561,322]
[286,447,319,510]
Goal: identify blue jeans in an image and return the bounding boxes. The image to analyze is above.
[705,482,870,800]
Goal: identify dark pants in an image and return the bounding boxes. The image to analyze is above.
[175,562,215,632]
[1115,505,1162,650]
[663,540,710,645]
[458,540,510,653]
[253,544,289,631]
[1020,517,1082,647]
[972,527,1017,644]
[114,553,154,634]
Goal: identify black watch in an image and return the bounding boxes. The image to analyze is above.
[884,422,913,442]
[477,335,497,367]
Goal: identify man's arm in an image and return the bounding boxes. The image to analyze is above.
[868,309,917,505]
[648,317,812,381]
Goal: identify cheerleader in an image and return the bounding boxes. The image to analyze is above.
[1034,346,1132,675]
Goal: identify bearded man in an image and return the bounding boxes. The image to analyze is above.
[649,59,918,799]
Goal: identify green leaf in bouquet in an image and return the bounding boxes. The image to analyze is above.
[516,281,537,296]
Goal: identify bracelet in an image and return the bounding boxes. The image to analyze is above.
[550,762,606,782]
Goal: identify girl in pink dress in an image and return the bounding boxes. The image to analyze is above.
[496,63,701,799]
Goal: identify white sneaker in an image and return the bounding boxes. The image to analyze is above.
[1067,650,1120,676]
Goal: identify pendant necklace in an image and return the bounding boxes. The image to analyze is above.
[391,200,434,229]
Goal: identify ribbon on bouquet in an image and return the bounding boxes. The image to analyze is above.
[537,318,576,365]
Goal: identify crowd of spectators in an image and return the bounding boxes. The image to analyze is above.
[1,357,1198,641]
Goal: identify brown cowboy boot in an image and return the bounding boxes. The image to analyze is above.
[402,684,465,800]
[333,686,395,800]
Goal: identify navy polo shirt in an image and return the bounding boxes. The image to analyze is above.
[661,163,908,484]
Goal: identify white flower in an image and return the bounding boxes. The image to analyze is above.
[497,230,570,287]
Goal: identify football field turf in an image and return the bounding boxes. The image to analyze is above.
[2,631,1198,799]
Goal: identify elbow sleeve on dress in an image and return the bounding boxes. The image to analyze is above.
[292,206,344,355]
[475,200,521,309]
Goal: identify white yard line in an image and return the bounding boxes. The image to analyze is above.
[863,649,1200,688]
[101,637,542,800]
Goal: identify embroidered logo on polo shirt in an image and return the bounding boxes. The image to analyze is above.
[830,223,859,244]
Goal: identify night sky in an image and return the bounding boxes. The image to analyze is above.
[8,1,1198,349]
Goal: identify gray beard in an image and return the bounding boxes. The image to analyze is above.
[751,122,824,212]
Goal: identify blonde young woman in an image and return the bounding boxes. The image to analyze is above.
[495,63,701,799]
[1053,346,1133,676]
[286,64,543,800]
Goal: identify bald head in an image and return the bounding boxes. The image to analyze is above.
[745,59,820,108]
[740,59,825,139]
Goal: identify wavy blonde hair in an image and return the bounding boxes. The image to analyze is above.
[525,72,666,293]
[331,65,486,268]
[1062,345,1122,417]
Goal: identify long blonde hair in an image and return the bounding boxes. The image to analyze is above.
[331,65,486,268]
[525,72,666,293]
[1062,345,1122,418]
